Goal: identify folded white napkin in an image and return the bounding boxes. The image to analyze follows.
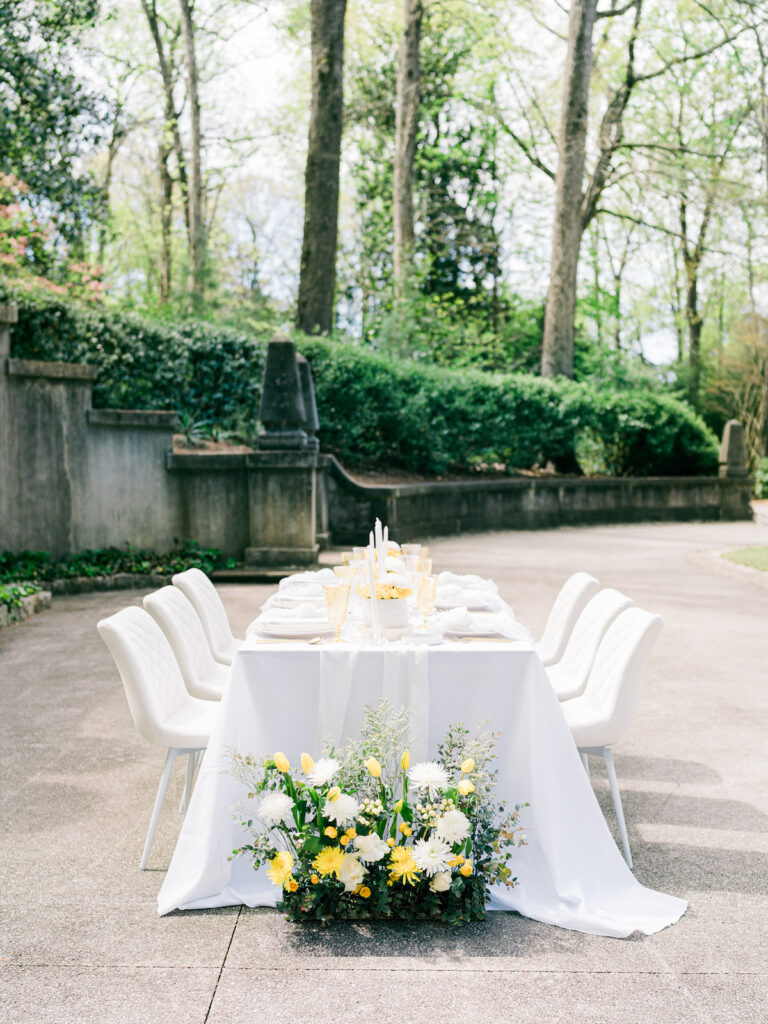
[260,602,326,622]
[428,607,530,640]
[279,568,335,590]
[437,571,499,594]
[436,584,504,612]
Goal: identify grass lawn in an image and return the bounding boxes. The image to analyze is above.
[722,546,768,572]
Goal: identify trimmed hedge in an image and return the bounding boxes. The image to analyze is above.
[4,287,719,477]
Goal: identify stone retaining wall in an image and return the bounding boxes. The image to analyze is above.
[0,590,52,629]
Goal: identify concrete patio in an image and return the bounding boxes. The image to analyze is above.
[2,520,767,1023]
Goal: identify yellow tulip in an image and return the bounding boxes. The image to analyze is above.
[461,758,475,774]
[459,860,473,877]
[392,799,404,814]
[324,826,338,839]
[300,752,315,775]
[400,750,411,771]
[273,752,290,773]
[365,757,382,778]
[458,779,475,796]
[327,786,341,802]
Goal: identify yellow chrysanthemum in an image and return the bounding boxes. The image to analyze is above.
[388,847,421,886]
[313,846,347,879]
[266,850,294,887]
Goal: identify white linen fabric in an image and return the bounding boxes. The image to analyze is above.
[437,571,499,594]
[435,584,505,612]
[278,568,335,590]
[157,637,687,937]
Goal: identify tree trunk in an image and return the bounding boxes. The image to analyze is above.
[141,0,190,239]
[158,141,173,305]
[541,0,598,378]
[178,0,205,304]
[393,0,423,298]
[684,258,702,407]
[296,0,348,335]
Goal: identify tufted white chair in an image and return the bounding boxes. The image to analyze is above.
[547,588,633,701]
[172,568,243,665]
[97,606,218,869]
[561,607,664,868]
[535,572,600,666]
[143,586,230,701]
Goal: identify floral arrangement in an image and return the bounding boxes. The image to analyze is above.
[358,579,413,600]
[229,701,527,925]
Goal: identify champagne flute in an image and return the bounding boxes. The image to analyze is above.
[333,565,356,584]
[418,557,432,575]
[324,583,350,643]
[417,574,437,629]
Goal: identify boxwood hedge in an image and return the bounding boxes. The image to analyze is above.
[4,287,719,477]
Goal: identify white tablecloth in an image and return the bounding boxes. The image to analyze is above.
[157,637,687,937]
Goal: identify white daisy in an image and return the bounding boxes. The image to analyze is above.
[408,761,449,800]
[354,832,390,863]
[308,757,340,787]
[434,809,471,845]
[338,854,366,893]
[322,793,361,826]
[258,791,294,826]
[411,836,453,876]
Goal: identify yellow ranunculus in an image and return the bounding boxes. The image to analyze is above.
[340,835,349,846]
[400,750,410,771]
[365,757,382,778]
[324,826,338,839]
[386,837,396,847]
[345,827,357,838]
[273,752,290,773]
[358,885,371,898]
[313,846,346,879]
[327,786,341,801]
[458,779,475,796]
[459,860,473,877]
[398,822,412,836]
[461,758,475,774]
[311,874,319,885]
[300,752,315,774]
[286,878,299,892]
[266,850,294,887]
[448,855,464,867]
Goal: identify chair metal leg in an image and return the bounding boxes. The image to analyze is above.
[140,748,177,870]
[603,746,633,869]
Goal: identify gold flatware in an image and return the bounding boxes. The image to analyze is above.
[251,635,324,645]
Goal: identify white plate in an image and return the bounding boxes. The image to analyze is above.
[435,598,492,612]
[256,619,334,639]
[444,629,513,640]
[266,591,325,609]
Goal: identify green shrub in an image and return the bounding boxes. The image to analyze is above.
[0,582,41,610]
[2,285,719,477]
[755,457,768,499]
[0,541,226,584]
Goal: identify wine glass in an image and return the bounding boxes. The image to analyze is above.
[324,583,350,643]
[333,565,356,584]
[417,574,437,629]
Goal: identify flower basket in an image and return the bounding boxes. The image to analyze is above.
[229,701,527,926]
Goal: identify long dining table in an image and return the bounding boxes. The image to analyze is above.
[157,618,687,937]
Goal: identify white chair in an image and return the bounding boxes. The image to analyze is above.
[144,586,230,701]
[561,607,664,868]
[535,572,600,666]
[547,588,633,701]
[97,606,218,869]
[172,567,244,665]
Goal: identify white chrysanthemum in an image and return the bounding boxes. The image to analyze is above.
[258,791,294,826]
[308,757,339,787]
[408,761,449,800]
[338,854,366,892]
[354,832,390,863]
[430,870,452,893]
[434,809,471,845]
[411,836,453,876]
[322,793,360,826]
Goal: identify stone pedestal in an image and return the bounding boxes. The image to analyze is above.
[245,451,319,567]
[0,303,17,358]
[718,420,749,479]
